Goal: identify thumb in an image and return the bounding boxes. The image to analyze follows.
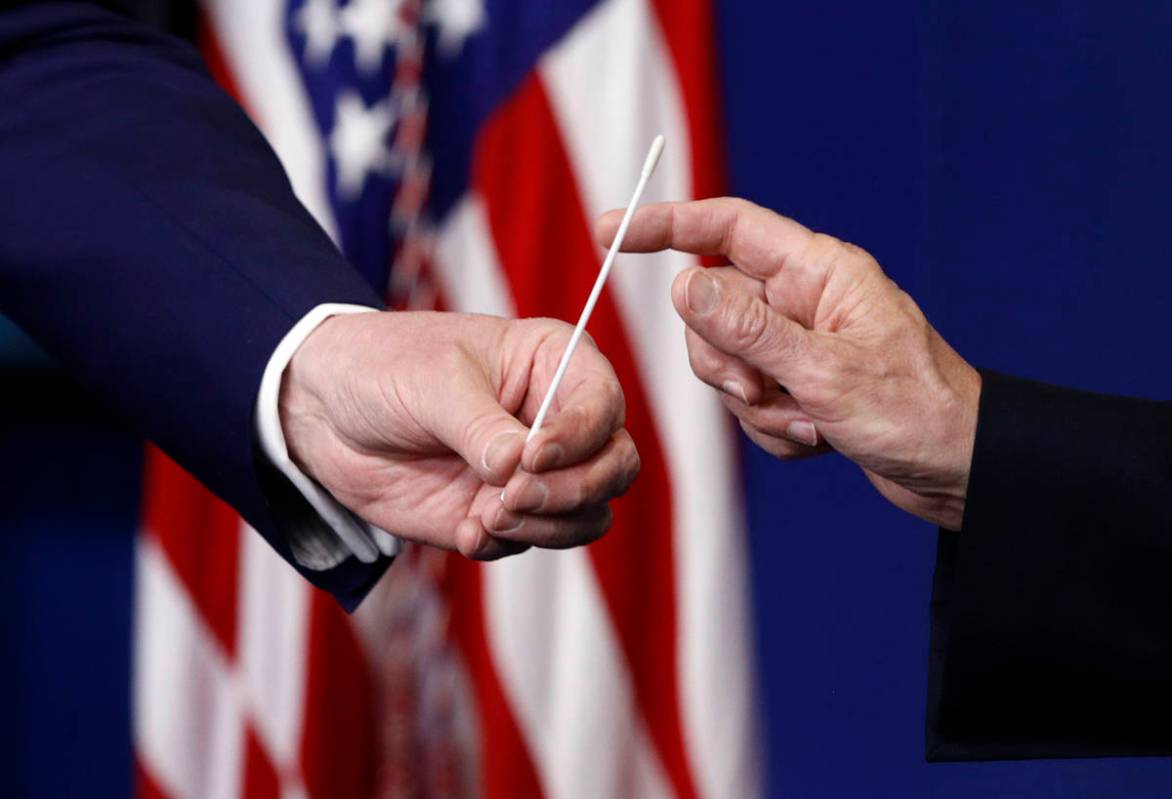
[426,370,528,486]
[673,266,814,385]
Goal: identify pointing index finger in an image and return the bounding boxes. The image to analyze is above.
[593,198,816,282]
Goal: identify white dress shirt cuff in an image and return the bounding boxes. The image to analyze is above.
[254,303,401,571]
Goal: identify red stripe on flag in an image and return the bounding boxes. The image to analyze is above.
[443,555,545,799]
[299,593,378,799]
[473,73,699,799]
[242,725,282,799]
[140,446,241,657]
[648,0,727,204]
[135,759,171,799]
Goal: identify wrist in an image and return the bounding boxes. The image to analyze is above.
[931,346,981,530]
[278,311,367,478]
[253,303,395,567]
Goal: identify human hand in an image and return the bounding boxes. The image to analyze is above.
[279,311,639,558]
[597,198,979,530]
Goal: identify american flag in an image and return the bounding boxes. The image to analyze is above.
[133,1,760,797]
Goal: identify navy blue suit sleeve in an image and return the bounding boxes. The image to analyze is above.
[0,2,391,609]
[927,371,1172,759]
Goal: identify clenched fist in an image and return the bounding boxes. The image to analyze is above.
[280,311,640,559]
[598,198,979,530]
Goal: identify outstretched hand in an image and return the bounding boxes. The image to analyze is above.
[597,198,979,530]
[280,311,639,559]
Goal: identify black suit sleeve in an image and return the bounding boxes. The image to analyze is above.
[927,370,1172,760]
[0,3,391,608]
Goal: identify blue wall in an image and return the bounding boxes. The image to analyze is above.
[722,1,1172,797]
[0,377,139,798]
[5,1,1172,796]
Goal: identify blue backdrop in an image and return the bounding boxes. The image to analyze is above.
[726,1,1172,797]
[4,1,1172,796]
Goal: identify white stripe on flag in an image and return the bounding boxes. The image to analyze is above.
[540,0,762,795]
[134,537,245,799]
[484,550,672,799]
[433,193,518,317]
[237,524,312,773]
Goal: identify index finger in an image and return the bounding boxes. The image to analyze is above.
[594,197,816,281]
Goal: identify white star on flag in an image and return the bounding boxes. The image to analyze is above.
[294,0,340,65]
[423,0,487,57]
[339,0,407,74]
[329,91,397,198]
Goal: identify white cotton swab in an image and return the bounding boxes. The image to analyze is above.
[525,134,666,444]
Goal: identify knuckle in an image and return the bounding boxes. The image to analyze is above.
[575,472,597,507]
[458,528,489,559]
[532,318,574,350]
[727,298,775,355]
[687,343,721,384]
[588,506,614,543]
[818,232,883,280]
[799,379,837,413]
[435,344,468,376]
[722,199,747,228]
[810,232,852,272]
[686,345,705,375]
[811,231,845,254]
[604,378,626,421]
[589,441,639,504]
[622,440,641,489]
[894,287,927,324]
[519,475,546,512]
[465,413,496,454]
[558,402,589,435]
[837,238,866,258]
[727,197,758,219]
[794,341,845,409]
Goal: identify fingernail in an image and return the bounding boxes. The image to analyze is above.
[511,480,548,512]
[721,379,748,404]
[685,271,718,315]
[483,431,523,475]
[533,442,564,472]
[492,506,525,534]
[786,420,819,447]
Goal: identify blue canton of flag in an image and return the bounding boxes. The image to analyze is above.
[284,0,488,304]
[283,0,601,306]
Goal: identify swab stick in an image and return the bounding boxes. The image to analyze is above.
[526,134,666,443]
